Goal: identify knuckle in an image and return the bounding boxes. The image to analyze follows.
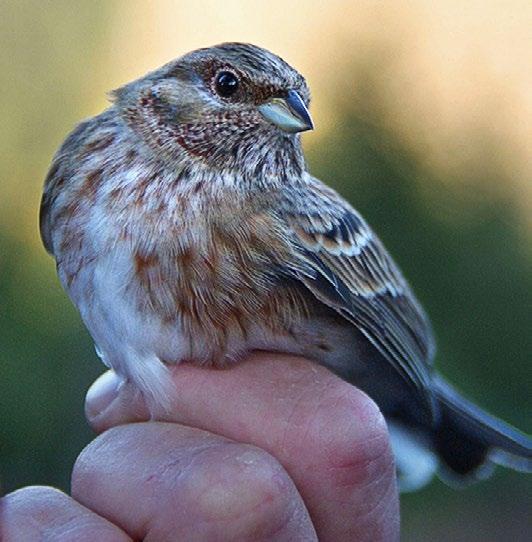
[299,380,393,485]
[190,444,299,535]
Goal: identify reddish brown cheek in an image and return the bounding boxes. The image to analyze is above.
[174,124,214,159]
[172,110,259,160]
[174,134,205,158]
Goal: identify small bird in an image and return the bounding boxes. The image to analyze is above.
[40,42,531,491]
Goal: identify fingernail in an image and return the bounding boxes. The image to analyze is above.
[85,371,123,422]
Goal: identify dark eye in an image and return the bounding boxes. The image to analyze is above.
[215,71,239,98]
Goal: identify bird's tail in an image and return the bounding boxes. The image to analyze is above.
[432,375,532,484]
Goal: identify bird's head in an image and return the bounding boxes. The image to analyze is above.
[112,43,312,177]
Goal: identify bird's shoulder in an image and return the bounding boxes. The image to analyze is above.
[277,175,408,298]
[278,175,379,268]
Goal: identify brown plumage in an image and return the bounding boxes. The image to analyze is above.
[40,42,531,491]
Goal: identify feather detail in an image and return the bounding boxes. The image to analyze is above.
[282,175,437,417]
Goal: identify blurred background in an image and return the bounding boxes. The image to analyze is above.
[1,1,530,539]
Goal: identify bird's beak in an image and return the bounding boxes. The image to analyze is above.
[258,90,313,133]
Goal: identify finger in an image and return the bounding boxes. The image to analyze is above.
[72,422,317,541]
[86,354,399,541]
[0,486,131,542]
[85,370,149,430]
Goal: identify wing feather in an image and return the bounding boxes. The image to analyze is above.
[281,176,436,413]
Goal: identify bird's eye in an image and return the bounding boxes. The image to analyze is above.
[214,71,239,98]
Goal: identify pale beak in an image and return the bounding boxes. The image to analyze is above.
[258,90,313,133]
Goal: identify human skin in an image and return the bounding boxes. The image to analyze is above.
[1,353,399,541]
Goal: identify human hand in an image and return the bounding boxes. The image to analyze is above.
[1,353,399,541]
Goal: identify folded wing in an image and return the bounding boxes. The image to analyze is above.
[280,176,437,417]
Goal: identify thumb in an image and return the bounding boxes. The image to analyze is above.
[85,371,150,433]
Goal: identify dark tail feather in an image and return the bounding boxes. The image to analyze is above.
[433,375,532,482]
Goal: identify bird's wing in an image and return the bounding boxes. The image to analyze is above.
[280,175,436,412]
